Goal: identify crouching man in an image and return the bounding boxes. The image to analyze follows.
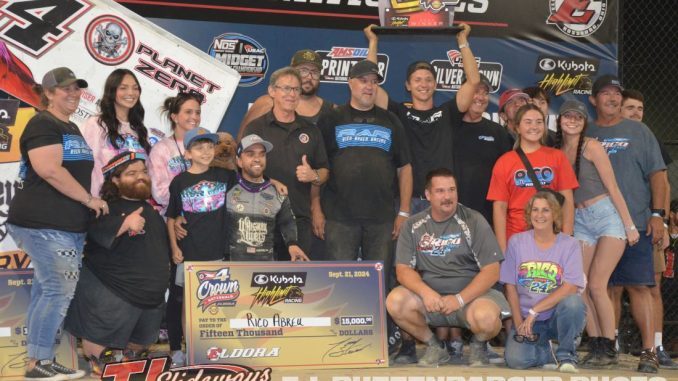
[386,168,510,367]
[65,152,170,375]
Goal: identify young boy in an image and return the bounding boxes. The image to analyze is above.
[165,127,237,366]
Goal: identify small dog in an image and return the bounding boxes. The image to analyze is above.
[210,132,237,171]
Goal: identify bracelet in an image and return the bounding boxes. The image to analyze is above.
[528,308,539,318]
[458,43,469,49]
[82,194,92,206]
[312,169,320,184]
[651,212,663,218]
[455,294,465,308]
[625,225,637,231]
[398,211,410,218]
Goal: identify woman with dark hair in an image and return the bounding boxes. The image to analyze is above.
[501,191,586,373]
[7,67,108,380]
[80,69,150,197]
[488,103,578,253]
[148,92,202,214]
[555,100,638,367]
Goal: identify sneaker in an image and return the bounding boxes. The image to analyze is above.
[486,342,504,365]
[393,340,417,365]
[88,348,119,376]
[24,360,67,381]
[171,351,186,368]
[637,348,659,373]
[656,346,678,369]
[417,344,450,367]
[558,360,579,374]
[469,337,490,367]
[50,360,85,380]
[445,339,466,365]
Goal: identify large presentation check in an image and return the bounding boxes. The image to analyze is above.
[183,261,387,369]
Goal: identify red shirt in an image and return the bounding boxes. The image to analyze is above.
[487,146,578,240]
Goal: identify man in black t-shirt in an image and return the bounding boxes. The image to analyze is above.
[455,75,512,225]
[364,23,479,213]
[316,60,412,273]
[65,152,170,375]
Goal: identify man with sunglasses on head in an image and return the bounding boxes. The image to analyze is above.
[242,67,329,261]
[238,49,335,138]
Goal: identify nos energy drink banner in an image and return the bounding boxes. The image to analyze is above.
[120,0,618,134]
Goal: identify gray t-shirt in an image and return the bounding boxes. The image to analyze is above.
[586,118,666,230]
[395,204,504,295]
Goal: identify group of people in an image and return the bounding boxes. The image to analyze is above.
[5,22,674,381]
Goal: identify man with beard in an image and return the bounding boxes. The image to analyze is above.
[586,74,666,373]
[237,49,335,138]
[227,134,309,261]
[242,67,329,260]
[498,88,530,145]
[65,152,170,375]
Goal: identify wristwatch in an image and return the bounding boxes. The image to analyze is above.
[651,208,666,218]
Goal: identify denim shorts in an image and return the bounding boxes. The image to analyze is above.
[609,233,655,286]
[574,196,626,246]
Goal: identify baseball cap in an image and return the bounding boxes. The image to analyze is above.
[290,49,322,70]
[41,67,88,89]
[184,127,219,149]
[237,134,274,157]
[102,151,147,178]
[558,100,588,119]
[406,61,435,80]
[592,74,623,96]
[462,73,492,92]
[498,89,529,112]
[348,60,383,81]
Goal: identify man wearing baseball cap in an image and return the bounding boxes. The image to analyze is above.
[238,48,335,139]
[315,57,412,285]
[227,134,309,262]
[586,74,666,373]
[241,66,329,260]
[498,88,530,143]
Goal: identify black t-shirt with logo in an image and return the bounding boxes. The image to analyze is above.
[8,111,93,232]
[454,118,512,224]
[388,99,461,197]
[318,104,411,223]
[166,167,237,261]
[85,199,170,308]
[243,111,328,219]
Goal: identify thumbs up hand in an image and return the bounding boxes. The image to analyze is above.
[296,154,317,183]
[125,206,146,234]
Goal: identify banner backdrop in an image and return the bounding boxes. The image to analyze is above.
[183,261,387,369]
[0,0,240,137]
[117,0,618,135]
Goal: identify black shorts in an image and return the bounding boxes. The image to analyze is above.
[65,266,164,348]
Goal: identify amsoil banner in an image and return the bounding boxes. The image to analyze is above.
[118,0,618,134]
[183,261,387,369]
[0,0,240,138]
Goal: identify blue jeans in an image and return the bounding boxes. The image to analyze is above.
[505,295,586,368]
[8,224,85,360]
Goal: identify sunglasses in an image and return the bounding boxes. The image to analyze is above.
[513,333,540,343]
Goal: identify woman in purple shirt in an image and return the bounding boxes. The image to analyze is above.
[500,191,586,373]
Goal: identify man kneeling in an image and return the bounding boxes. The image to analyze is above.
[386,168,510,367]
[65,152,170,375]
